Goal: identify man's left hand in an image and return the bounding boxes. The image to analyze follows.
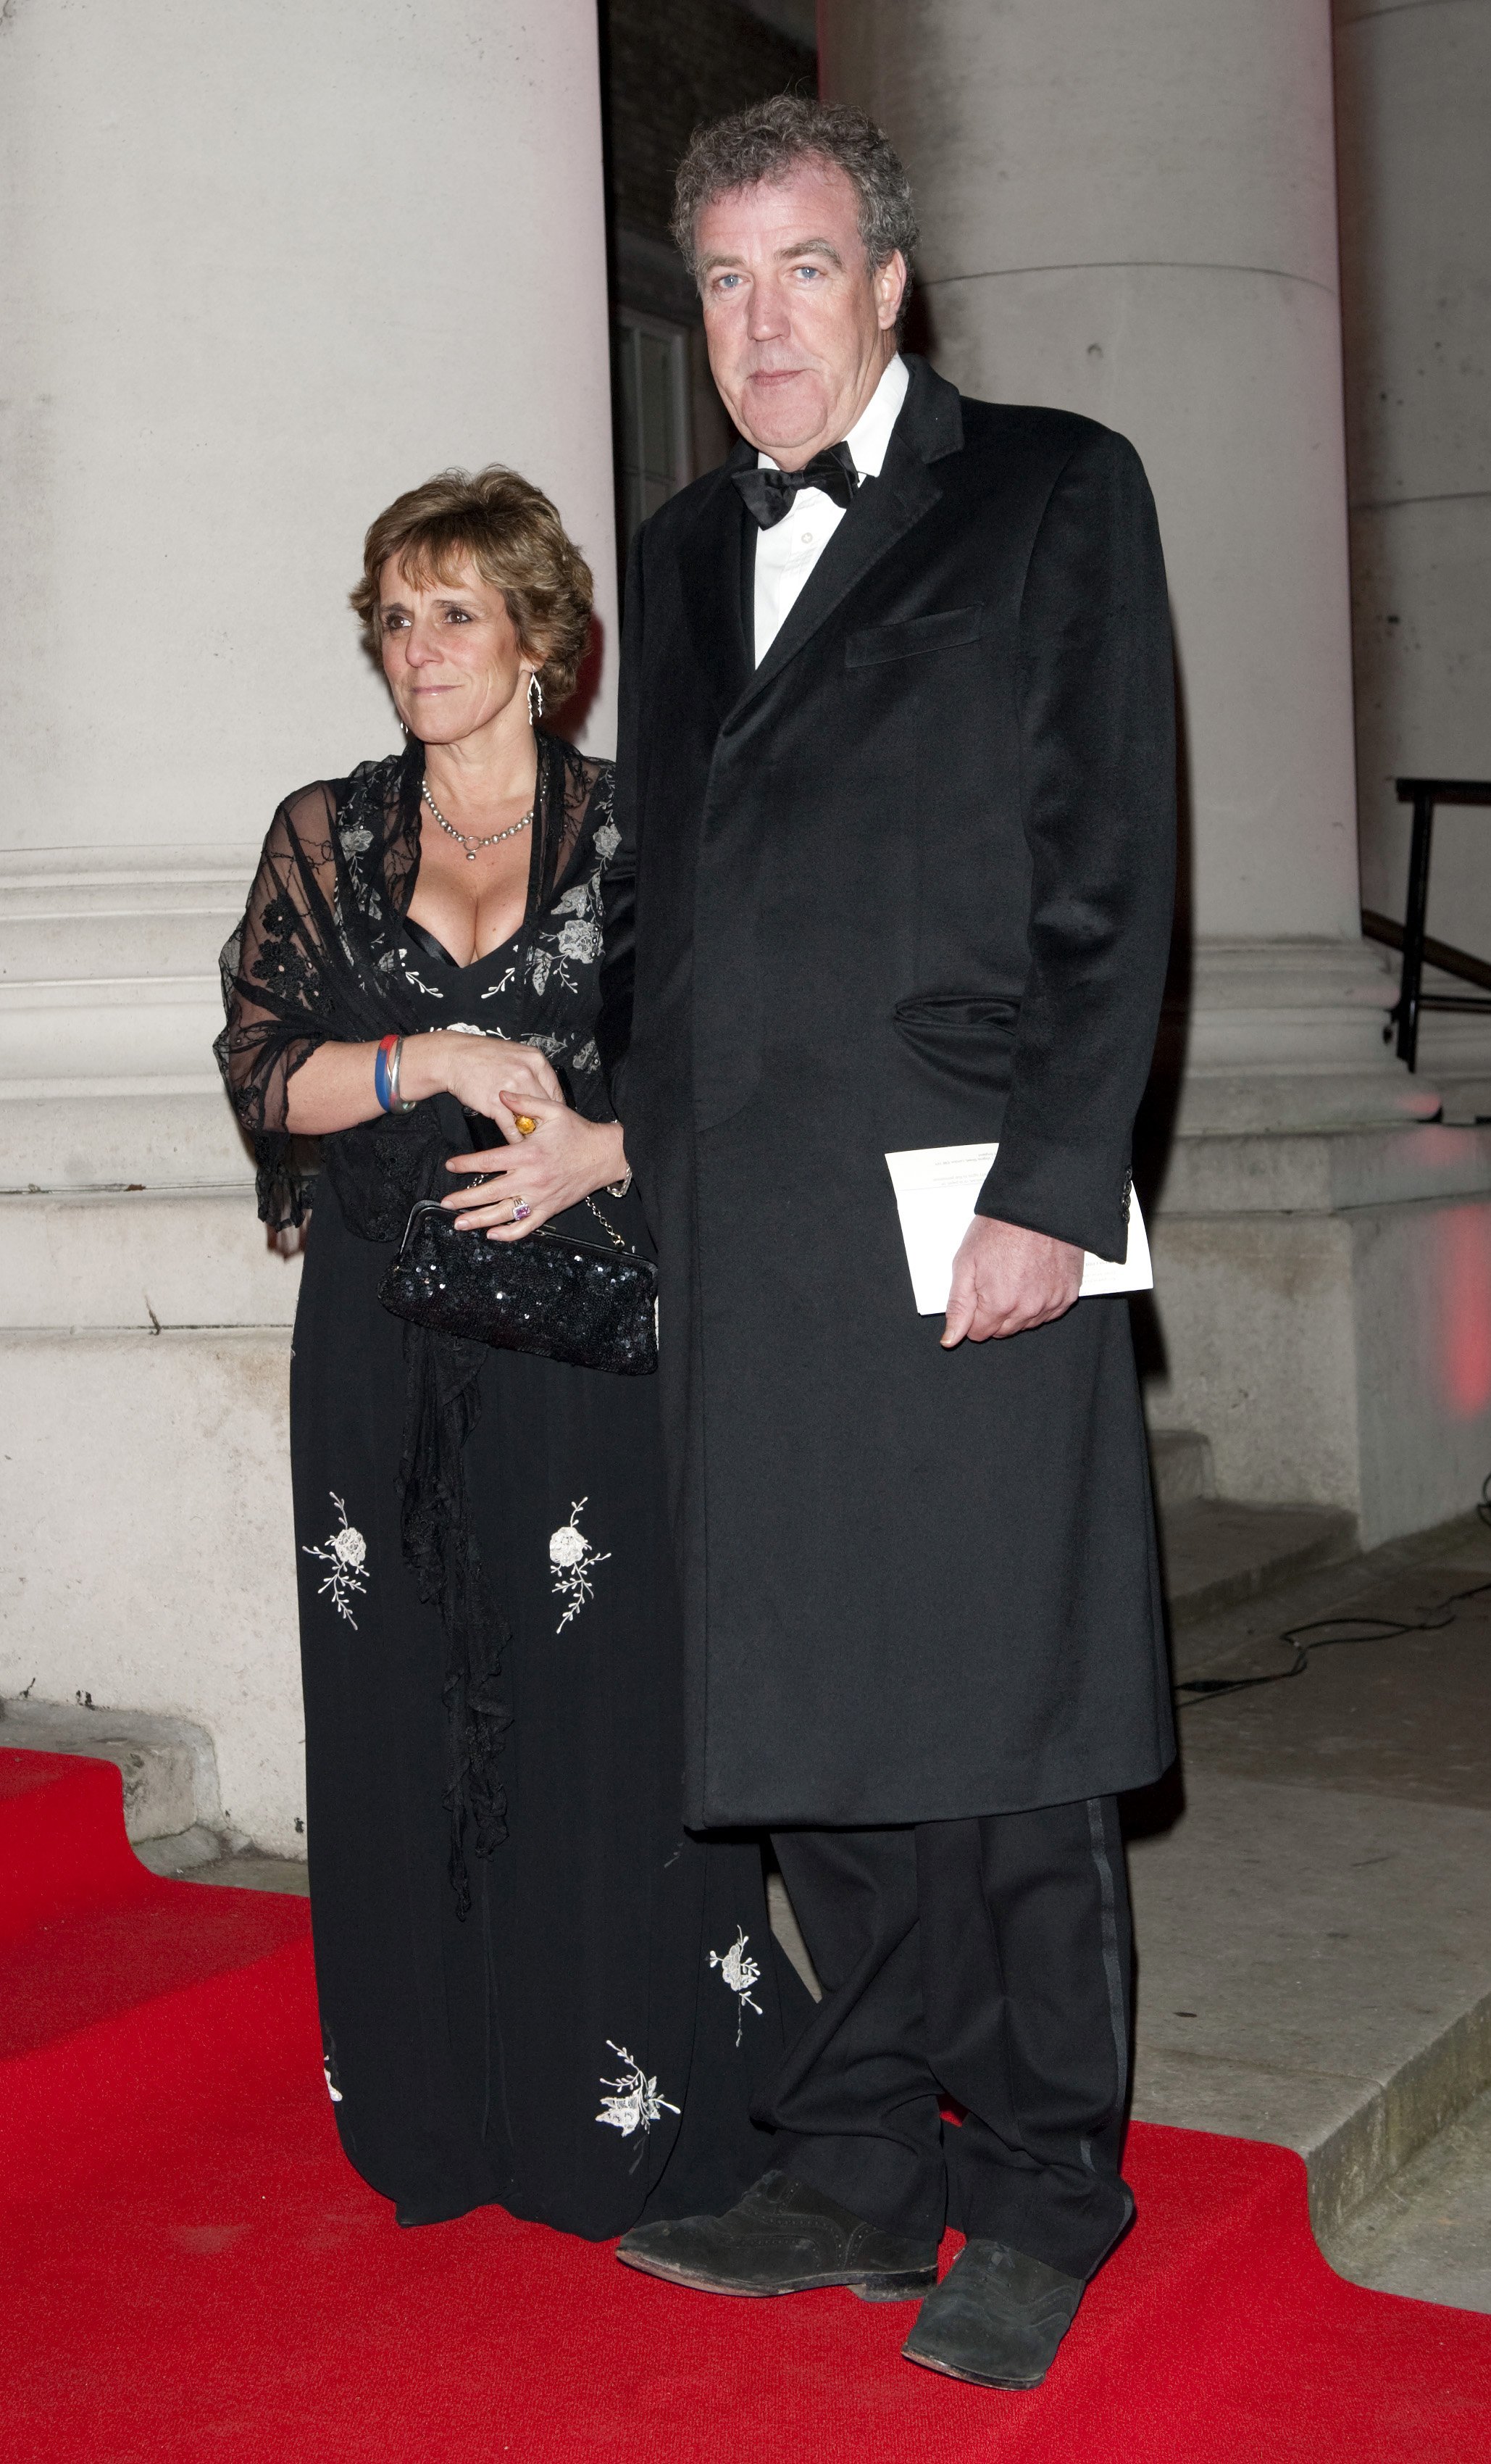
[942,1216,1082,1347]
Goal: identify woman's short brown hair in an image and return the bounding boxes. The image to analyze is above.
[351,465,593,705]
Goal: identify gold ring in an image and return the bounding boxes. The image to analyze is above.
[514,1113,538,1137]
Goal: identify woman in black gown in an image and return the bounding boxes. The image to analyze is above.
[217,466,799,2235]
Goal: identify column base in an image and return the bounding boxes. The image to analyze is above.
[1163,938,1440,1136]
[0,1325,303,1853]
[1146,1123,1491,1547]
[1407,970,1491,1127]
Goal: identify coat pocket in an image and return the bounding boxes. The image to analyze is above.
[845,604,984,666]
[891,992,1019,1097]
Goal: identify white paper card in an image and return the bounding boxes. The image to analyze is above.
[883,1141,1153,1315]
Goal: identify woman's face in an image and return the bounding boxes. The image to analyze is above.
[377,552,532,744]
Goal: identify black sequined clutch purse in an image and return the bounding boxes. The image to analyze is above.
[379,1198,658,1376]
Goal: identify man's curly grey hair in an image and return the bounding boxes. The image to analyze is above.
[671,95,919,299]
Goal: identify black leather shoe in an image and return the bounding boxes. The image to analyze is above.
[615,2168,939,2301]
[394,2197,481,2228]
[901,2239,1085,2388]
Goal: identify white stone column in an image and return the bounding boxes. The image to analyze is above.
[822,0,1427,1133]
[0,0,617,1847]
[822,0,1491,1540]
[1335,0,1491,1104]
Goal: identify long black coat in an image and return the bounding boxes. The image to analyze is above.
[600,356,1177,1831]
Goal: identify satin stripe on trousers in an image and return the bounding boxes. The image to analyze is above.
[763,1797,1133,2278]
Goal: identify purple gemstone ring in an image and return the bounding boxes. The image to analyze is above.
[511,1199,532,1223]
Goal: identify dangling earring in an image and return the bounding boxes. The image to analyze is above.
[527,670,544,726]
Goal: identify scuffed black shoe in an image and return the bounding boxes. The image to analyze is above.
[901,2239,1085,2389]
[615,2168,939,2301]
[394,2195,482,2228]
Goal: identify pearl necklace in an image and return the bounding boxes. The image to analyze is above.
[421,778,534,862]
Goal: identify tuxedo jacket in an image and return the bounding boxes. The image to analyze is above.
[600,354,1177,1830]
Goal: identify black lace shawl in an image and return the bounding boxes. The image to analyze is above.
[216,734,617,1910]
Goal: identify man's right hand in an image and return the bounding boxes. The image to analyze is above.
[942,1215,1082,1347]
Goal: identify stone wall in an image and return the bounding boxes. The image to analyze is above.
[0,0,619,1852]
[1336,0,1491,969]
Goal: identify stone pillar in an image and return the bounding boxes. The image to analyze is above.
[1335,0,1491,1109]
[0,0,617,1848]
[822,0,1491,1541]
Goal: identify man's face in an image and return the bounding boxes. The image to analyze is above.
[695,160,906,468]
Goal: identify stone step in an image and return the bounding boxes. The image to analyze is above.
[1129,1764,1491,2250]
[0,1697,221,1844]
[1157,1495,1358,1650]
[1148,1426,1214,1506]
[136,1831,310,1894]
[1147,1426,1359,1648]
[1323,2081,1491,2313]
[131,1824,225,1874]
[1132,1510,1491,2276]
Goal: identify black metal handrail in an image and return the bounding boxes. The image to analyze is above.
[1363,778,1491,1072]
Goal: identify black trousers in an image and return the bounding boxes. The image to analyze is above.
[763,1798,1133,2279]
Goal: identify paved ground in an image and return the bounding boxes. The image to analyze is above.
[1166,1515,1491,1806]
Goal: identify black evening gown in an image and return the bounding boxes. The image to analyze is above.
[220,738,802,2236]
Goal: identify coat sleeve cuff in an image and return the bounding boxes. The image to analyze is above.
[974,1134,1132,1264]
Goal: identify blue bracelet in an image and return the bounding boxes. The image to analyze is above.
[374,1034,398,1113]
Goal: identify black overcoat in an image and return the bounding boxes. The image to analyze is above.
[599,356,1177,1831]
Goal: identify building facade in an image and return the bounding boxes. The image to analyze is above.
[2,0,1488,1847]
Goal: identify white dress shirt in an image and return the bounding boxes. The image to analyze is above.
[752,352,911,666]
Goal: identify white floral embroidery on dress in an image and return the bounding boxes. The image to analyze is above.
[596,2043,680,2137]
[550,1497,611,1632]
[303,1494,368,1627]
[526,941,582,999]
[322,2057,343,2104]
[709,1925,764,2045]
[400,960,445,999]
[556,916,602,966]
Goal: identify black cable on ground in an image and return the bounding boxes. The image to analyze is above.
[1175,1473,1491,1708]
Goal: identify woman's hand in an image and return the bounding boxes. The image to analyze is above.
[402,1031,563,1142]
[442,1091,628,1239]
[282,1030,564,1140]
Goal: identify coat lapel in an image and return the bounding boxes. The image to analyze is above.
[725,357,965,727]
[678,446,755,723]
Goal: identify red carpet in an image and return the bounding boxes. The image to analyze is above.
[3,1746,1490,2463]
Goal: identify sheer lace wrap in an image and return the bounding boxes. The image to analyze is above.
[217,736,616,1910]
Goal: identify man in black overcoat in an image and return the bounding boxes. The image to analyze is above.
[601,97,1177,2392]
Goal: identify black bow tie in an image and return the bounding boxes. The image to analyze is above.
[732,441,862,530]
